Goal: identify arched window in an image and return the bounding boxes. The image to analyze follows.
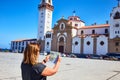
[61,24,64,29]
[60,22,65,30]
[118,31,120,34]
[92,30,95,34]
[47,42,49,45]
[59,37,64,42]
[81,30,84,35]
[115,42,119,46]
[48,0,51,3]
[46,34,51,38]
[105,29,108,34]
[75,24,78,26]
[114,12,120,19]
[70,18,73,20]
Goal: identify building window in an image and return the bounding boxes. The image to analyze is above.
[75,41,78,45]
[61,24,64,29]
[41,12,43,15]
[49,0,51,3]
[115,42,119,46]
[114,12,120,19]
[105,29,108,34]
[19,42,21,45]
[81,30,84,35]
[115,24,119,27]
[47,42,49,45]
[116,48,118,51]
[22,42,24,46]
[74,18,77,20]
[16,42,18,46]
[87,41,90,46]
[75,24,78,26]
[59,37,64,42]
[19,46,20,50]
[100,41,104,46]
[70,18,72,20]
[41,21,43,23]
[60,23,65,30]
[115,31,117,34]
[46,34,51,38]
[15,46,17,49]
[26,42,28,45]
[92,30,95,34]
[42,0,45,3]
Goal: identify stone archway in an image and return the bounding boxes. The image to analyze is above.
[57,35,66,53]
[59,45,64,53]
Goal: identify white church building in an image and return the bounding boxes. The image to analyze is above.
[11,0,120,55]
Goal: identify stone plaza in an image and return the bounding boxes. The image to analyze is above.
[0,52,120,80]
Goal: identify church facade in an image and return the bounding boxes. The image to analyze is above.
[11,0,120,55]
[38,0,120,55]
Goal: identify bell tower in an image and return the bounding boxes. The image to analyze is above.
[110,0,120,39]
[108,0,120,53]
[37,0,54,40]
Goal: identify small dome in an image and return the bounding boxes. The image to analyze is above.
[68,16,80,21]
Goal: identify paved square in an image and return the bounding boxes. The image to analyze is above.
[0,52,120,80]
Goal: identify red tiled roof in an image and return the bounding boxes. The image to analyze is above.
[79,24,109,29]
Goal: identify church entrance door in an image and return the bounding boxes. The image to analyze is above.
[59,46,64,53]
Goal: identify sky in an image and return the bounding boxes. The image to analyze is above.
[0,0,118,49]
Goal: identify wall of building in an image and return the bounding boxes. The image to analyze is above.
[72,36,81,54]
[108,38,120,53]
[78,27,109,35]
[96,36,108,55]
[83,36,93,54]
[11,40,37,53]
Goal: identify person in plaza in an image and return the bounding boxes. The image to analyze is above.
[21,43,61,80]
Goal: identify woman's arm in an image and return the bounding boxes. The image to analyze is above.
[41,56,61,76]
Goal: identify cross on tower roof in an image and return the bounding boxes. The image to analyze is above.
[73,10,76,16]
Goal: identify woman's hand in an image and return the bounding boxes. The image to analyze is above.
[42,55,50,63]
[45,55,50,62]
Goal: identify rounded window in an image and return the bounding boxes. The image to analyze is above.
[100,41,104,46]
[75,41,78,45]
[60,23,65,30]
[59,37,64,42]
[47,42,49,45]
[86,41,90,45]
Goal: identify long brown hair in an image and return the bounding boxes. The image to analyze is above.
[23,43,40,65]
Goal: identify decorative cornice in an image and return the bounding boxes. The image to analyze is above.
[38,3,54,11]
